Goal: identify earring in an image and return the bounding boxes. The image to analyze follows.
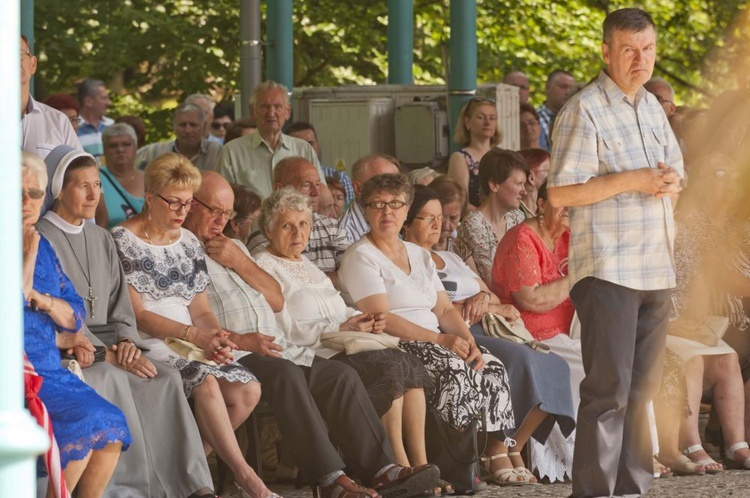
[147,211,152,221]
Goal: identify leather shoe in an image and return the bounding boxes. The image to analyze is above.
[372,464,440,498]
[318,474,379,498]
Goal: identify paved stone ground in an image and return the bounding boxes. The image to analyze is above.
[217,470,750,498]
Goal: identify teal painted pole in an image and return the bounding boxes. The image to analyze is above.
[266,0,293,90]
[387,0,413,85]
[448,0,477,153]
[1,3,52,497]
[21,0,34,95]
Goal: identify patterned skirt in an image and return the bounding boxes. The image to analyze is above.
[166,356,258,398]
[333,349,433,417]
[399,341,514,433]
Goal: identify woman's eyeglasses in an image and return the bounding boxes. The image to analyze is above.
[365,200,408,210]
[22,187,45,200]
[414,215,443,224]
[157,194,194,212]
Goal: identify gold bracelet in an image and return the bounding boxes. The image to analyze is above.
[43,293,55,313]
[182,325,191,341]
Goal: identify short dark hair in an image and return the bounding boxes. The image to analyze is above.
[286,121,317,137]
[213,103,235,121]
[478,148,529,197]
[405,185,440,228]
[360,173,413,208]
[77,78,105,105]
[603,8,656,46]
[546,69,574,88]
[519,102,539,121]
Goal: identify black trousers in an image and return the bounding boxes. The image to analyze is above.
[570,277,670,498]
[239,354,394,484]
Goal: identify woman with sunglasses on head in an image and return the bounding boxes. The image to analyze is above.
[112,153,279,498]
[447,98,501,209]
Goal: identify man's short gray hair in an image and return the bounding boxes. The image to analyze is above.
[350,154,401,183]
[103,123,138,147]
[185,93,214,112]
[260,186,312,234]
[77,78,106,106]
[250,81,290,110]
[603,8,656,46]
[22,151,48,191]
[173,102,205,124]
[645,77,674,100]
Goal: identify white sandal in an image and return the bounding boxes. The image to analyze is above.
[507,451,538,483]
[725,442,750,470]
[683,444,724,474]
[480,454,534,486]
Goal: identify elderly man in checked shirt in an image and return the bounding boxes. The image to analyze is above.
[547,8,683,498]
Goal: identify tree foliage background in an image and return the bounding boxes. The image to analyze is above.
[33,0,748,143]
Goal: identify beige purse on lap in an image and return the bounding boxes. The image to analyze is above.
[481,313,550,353]
[320,331,400,355]
[165,337,218,365]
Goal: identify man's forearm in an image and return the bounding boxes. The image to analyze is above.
[548,170,638,207]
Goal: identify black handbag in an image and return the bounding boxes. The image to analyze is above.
[425,408,486,495]
[88,324,119,347]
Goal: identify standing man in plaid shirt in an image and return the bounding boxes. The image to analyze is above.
[547,8,683,498]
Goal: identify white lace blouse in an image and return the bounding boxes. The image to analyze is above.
[255,251,359,359]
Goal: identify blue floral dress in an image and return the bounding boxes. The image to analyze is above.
[112,226,257,397]
[25,237,131,471]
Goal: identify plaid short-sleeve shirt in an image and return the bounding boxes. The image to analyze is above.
[548,71,684,291]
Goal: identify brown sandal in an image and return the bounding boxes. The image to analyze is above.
[318,475,379,498]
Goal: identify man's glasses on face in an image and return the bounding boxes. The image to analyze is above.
[192,197,238,220]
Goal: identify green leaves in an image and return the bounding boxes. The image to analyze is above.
[33,0,748,142]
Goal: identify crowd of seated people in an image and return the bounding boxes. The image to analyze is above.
[18,29,750,498]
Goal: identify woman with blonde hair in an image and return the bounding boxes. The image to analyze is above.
[112,153,277,498]
[447,98,502,208]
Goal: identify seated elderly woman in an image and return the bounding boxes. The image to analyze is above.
[339,173,539,487]
[22,151,130,497]
[36,145,215,497]
[96,123,145,228]
[654,153,750,475]
[223,183,261,244]
[254,187,437,479]
[111,153,275,498]
[403,184,576,483]
[456,149,528,284]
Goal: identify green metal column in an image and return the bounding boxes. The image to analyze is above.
[387,0,413,85]
[240,0,262,118]
[1,3,51,497]
[266,0,293,90]
[448,0,477,153]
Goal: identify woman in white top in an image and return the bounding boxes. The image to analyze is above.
[112,153,277,498]
[339,174,533,486]
[253,187,437,483]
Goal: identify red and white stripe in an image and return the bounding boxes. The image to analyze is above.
[24,354,70,498]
